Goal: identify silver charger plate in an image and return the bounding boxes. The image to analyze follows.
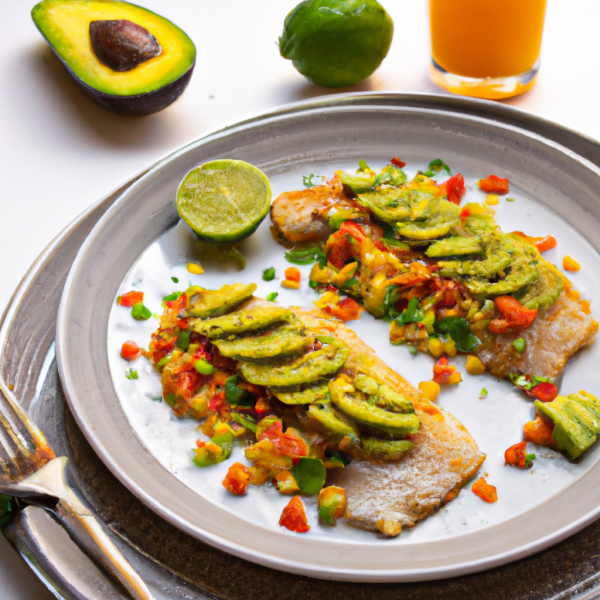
[54,93,600,583]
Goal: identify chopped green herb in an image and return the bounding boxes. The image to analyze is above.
[194,358,214,375]
[162,291,183,306]
[116,295,122,306]
[125,369,138,380]
[231,412,257,432]
[290,457,326,496]
[165,393,178,407]
[176,330,190,351]
[397,297,425,325]
[225,375,254,406]
[285,245,327,265]
[267,292,278,302]
[434,317,480,352]
[131,302,152,320]
[373,165,406,188]
[381,286,401,321]
[149,395,162,402]
[156,354,171,369]
[506,198,515,202]
[339,277,358,289]
[525,452,536,467]
[423,158,451,178]
[262,267,276,281]
[510,373,553,391]
[171,276,179,283]
[309,280,319,290]
[408,345,418,356]
[511,337,526,354]
[303,173,322,188]
[480,388,488,397]
[319,490,345,526]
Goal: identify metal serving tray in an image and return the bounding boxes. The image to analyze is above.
[3,93,600,600]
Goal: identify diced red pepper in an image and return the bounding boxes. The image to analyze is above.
[477,174,509,195]
[258,420,308,457]
[279,496,310,533]
[471,477,498,503]
[530,382,558,403]
[391,156,406,168]
[119,291,144,307]
[209,389,227,414]
[432,355,460,385]
[339,220,366,243]
[524,413,555,447]
[534,235,557,253]
[323,297,361,322]
[327,233,354,270]
[222,462,253,495]
[120,340,140,361]
[446,173,466,205]
[504,441,529,468]
[489,296,537,335]
[460,207,471,220]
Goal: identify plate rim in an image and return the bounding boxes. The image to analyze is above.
[55,92,600,582]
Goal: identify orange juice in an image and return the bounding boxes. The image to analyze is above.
[429,0,547,98]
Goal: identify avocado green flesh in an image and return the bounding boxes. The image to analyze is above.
[306,404,359,440]
[241,340,349,386]
[185,284,256,318]
[354,374,415,413]
[32,0,196,97]
[358,437,414,460]
[426,236,483,258]
[394,198,460,240]
[329,378,420,436]
[213,322,313,363]
[272,381,330,405]
[516,260,564,310]
[438,234,514,277]
[357,188,410,222]
[535,392,600,459]
[190,307,293,339]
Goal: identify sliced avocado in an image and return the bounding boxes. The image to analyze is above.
[189,306,293,338]
[185,283,256,319]
[32,0,196,116]
[437,233,514,278]
[354,374,415,413]
[272,381,331,405]
[339,435,413,460]
[241,338,348,386]
[515,259,564,310]
[426,236,483,258]
[213,321,313,364]
[535,392,600,459]
[465,238,539,297]
[357,188,410,222]
[394,198,460,240]
[306,404,359,441]
[329,377,420,436]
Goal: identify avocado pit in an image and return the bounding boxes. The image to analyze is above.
[89,19,161,72]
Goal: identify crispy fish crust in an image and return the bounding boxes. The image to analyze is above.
[290,307,486,536]
[477,291,598,379]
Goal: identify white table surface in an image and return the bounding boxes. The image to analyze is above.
[2,0,600,597]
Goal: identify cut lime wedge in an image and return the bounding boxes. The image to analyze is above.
[177,159,271,243]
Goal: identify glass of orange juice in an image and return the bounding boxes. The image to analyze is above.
[429,0,547,99]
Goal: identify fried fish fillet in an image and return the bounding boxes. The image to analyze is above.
[477,291,598,379]
[291,308,486,536]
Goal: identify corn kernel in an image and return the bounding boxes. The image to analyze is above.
[465,355,486,375]
[563,256,580,271]
[418,381,440,402]
[187,262,204,274]
[281,279,301,290]
[427,337,444,358]
[443,338,457,358]
[447,371,462,385]
[485,194,499,205]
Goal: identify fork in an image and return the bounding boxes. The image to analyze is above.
[0,380,155,600]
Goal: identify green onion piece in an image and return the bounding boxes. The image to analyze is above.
[162,291,183,305]
[290,457,326,496]
[116,295,122,306]
[267,292,278,302]
[506,198,515,202]
[176,330,190,351]
[511,337,526,354]
[358,159,370,172]
[309,280,319,289]
[408,345,418,356]
[525,452,536,467]
[423,158,451,178]
[480,388,488,397]
[171,276,179,283]
[125,369,138,380]
[231,413,257,432]
[194,358,215,375]
[262,267,276,281]
[225,375,253,406]
[285,245,326,265]
[156,354,171,369]
[131,302,152,320]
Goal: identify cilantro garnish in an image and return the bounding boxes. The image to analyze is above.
[285,246,327,266]
[434,317,480,352]
[423,158,451,178]
[303,173,322,187]
[231,412,257,432]
[171,276,179,283]
[262,267,276,281]
[506,198,515,202]
[131,303,152,320]
[511,337,526,354]
[397,297,424,325]
[125,369,138,380]
[510,373,553,390]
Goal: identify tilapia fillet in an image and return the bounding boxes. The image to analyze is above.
[292,308,486,536]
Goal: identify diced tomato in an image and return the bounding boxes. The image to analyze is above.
[530,382,558,403]
[489,296,537,335]
[534,235,557,253]
[391,156,406,168]
[120,340,140,361]
[284,267,301,283]
[209,389,227,414]
[150,327,178,364]
[524,413,555,447]
[446,173,466,205]
[432,355,460,385]
[460,207,471,220]
[119,291,144,307]
[222,462,253,495]
[477,174,509,195]
[327,234,354,270]
[323,297,361,322]
[279,496,310,533]
[339,220,367,243]
[258,421,308,457]
[255,396,276,416]
[504,441,528,468]
[471,477,498,503]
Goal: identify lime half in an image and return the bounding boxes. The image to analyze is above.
[177,159,272,243]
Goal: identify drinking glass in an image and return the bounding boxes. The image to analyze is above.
[429,0,547,99]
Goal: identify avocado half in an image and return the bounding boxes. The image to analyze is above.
[32,0,196,116]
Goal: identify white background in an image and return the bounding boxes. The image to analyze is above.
[2,0,600,597]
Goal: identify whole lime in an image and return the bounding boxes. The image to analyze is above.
[279,0,393,88]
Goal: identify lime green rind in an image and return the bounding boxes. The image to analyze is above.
[31,0,196,96]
